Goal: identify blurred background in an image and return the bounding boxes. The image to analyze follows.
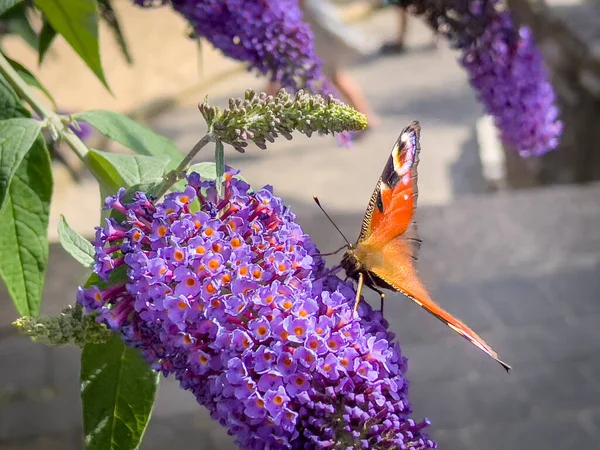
[1,1,600,449]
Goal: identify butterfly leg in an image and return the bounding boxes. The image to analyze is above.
[353,272,365,313]
[374,290,386,313]
[365,272,386,312]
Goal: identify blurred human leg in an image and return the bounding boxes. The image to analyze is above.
[331,69,380,128]
[380,6,408,54]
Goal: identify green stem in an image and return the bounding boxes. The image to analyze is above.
[155,132,214,198]
[0,52,90,160]
[178,132,214,173]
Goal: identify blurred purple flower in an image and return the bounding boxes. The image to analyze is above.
[394,0,562,156]
[69,120,93,142]
[133,0,328,94]
[78,168,436,449]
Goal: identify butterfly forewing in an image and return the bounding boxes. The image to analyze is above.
[357,122,421,260]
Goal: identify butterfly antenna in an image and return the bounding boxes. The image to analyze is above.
[313,196,352,247]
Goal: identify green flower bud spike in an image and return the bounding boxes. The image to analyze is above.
[199,88,367,152]
[13,303,112,347]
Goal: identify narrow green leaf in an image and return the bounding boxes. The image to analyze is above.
[0,117,42,209]
[5,56,57,109]
[38,18,57,65]
[34,0,109,90]
[0,0,23,16]
[81,333,159,450]
[74,110,182,169]
[0,73,30,120]
[98,0,132,64]
[58,215,94,268]
[4,3,38,50]
[85,149,170,193]
[0,136,52,316]
[215,140,225,197]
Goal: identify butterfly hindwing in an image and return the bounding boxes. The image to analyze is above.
[366,239,509,369]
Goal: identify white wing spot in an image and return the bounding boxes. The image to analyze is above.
[392,145,401,173]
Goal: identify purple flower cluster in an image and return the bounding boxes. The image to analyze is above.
[78,168,436,449]
[396,0,562,155]
[460,9,562,156]
[133,0,327,94]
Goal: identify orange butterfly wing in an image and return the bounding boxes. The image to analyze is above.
[356,122,510,370]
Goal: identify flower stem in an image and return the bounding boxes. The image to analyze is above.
[0,52,90,160]
[155,132,214,198]
[178,132,215,173]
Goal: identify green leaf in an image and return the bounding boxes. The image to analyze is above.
[84,263,127,291]
[215,140,225,197]
[5,55,57,109]
[33,0,109,90]
[0,136,52,316]
[99,183,113,223]
[38,18,57,65]
[187,161,247,184]
[0,73,31,120]
[58,215,94,268]
[122,181,163,202]
[0,0,23,16]
[85,149,170,193]
[3,3,38,50]
[81,333,159,450]
[98,0,132,64]
[0,117,42,209]
[187,161,218,181]
[74,111,182,169]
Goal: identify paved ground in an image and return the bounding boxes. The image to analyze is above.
[2,5,600,450]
